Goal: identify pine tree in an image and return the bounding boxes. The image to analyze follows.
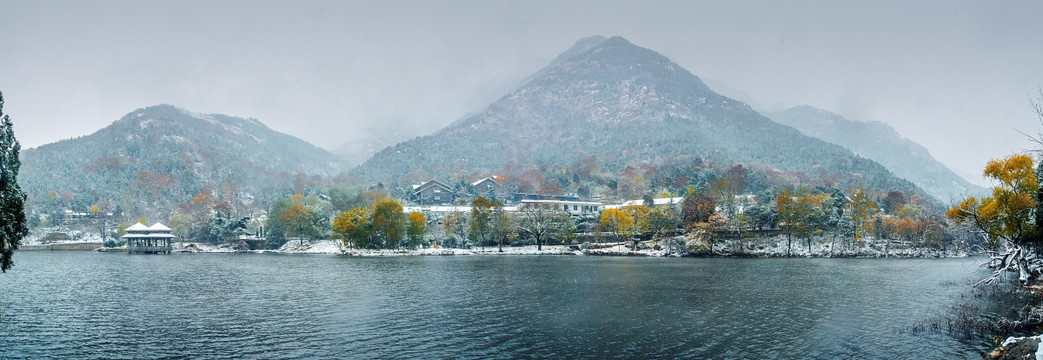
[0,91,29,272]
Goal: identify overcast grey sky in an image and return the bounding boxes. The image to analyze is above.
[2,0,1041,185]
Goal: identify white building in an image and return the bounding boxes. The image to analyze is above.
[123,222,175,254]
[518,199,604,216]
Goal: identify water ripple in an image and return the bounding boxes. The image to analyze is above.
[0,253,989,359]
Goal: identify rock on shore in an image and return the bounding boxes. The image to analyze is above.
[992,335,1043,359]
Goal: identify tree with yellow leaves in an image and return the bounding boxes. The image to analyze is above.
[371,196,405,249]
[599,208,635,245]
[776,188,820,256]
[443,210,467,248]
[406,212,426,249]
[624,205,652,237]
[947,154,1037,249]
[775,188,799,255]
[948,154,1039,285]
[332,207,371,249]
[848,187,877,251]
[468,196,496,249]
[267,194,330,247]
[281,203,321,245]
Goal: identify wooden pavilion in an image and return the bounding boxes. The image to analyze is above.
[123,222,175,254]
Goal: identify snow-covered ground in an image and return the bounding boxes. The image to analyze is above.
[22,228,103,245]
[679,233,973,258]
[120,235,974,258]
[31,226,971,259]
[177,242,239,253]
[276,240,344,254]
[175,240,587,256]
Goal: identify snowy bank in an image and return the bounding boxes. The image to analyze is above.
[22,227,104,246]
[171,240,585,256]
[680,233,974,258]
[161,235,970,259]
[991,335,1043,359]
[106,230,979,259]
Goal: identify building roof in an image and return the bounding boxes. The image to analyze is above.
[123,222,174,237]
[413,179,453,193]
[125,222,150,232]
[619,197,684,207]
[404,205,520,213]
[513,193,581,202]
[605,197,684,209]
[148,223,172,232]
[520,199,604,206]
[471,177,497,187]
[404,205,471,213]
[122,233,176,239]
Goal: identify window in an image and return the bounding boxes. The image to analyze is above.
[573,205,578,211]
[563,205,568,211]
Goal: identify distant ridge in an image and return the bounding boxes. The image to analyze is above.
[766,105,984,202]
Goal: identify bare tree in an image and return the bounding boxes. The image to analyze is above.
[1017,89,1043,149]
[516,206,569,251]
[491,207,516,252]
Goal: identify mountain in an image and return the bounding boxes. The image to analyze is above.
[20,104,345,220]
[351,36,931,202]
[765,105,984,202]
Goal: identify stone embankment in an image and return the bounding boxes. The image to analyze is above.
[20,242,102,251]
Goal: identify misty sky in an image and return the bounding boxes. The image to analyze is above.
[2,0,1042,186]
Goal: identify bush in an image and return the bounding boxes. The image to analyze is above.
[442,236,462,249]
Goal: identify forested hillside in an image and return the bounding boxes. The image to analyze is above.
[20,104,345,222]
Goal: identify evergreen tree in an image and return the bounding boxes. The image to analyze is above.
[0,91,28,272]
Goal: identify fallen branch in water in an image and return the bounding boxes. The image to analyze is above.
[976,246,1043,287]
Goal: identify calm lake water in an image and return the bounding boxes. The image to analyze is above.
[0,252,995,358]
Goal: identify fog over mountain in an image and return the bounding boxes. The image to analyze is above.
[2,1,1041,188]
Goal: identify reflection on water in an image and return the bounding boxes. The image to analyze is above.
[0,252,988,358]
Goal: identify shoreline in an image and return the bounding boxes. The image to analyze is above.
[19,242,104,251]
[20,236,978,259]
[127,240,976,259]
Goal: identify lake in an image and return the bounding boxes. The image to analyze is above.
[0,252,995,358]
